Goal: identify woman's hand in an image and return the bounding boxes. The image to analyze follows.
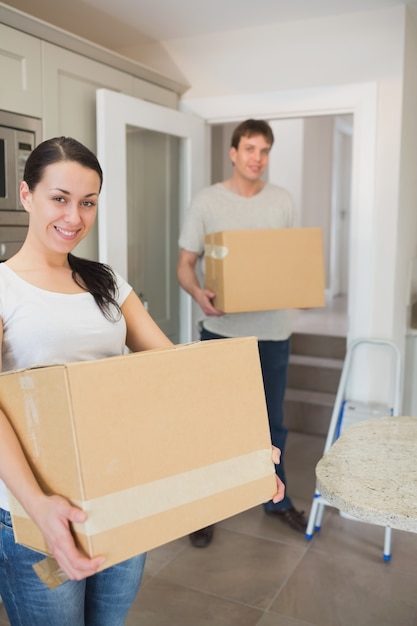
[271,446,285,503]
[272,476,285,503]
[0,408,104,580]
[271,446,281,466]
[31,494,105,580]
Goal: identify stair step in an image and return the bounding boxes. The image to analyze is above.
[285,389,336,436]
[287,361,343,394]
[285,387,335,405]
[289,354,343,369]
[291,332,346,360]
[285,330,346,435]
[285,400,333,436]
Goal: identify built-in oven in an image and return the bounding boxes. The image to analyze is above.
[0,110,42,260]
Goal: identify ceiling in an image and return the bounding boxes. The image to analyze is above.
[2,0,417,51]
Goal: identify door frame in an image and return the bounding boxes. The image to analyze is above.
[96,88,206,343]
[330,115,353,298]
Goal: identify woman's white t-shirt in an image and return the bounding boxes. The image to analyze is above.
[0,262,132,510]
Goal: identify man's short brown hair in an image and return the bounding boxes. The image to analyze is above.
[230,119,274,150]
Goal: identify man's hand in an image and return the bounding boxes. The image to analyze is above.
[194,288,223,317]
[177,249,223,317]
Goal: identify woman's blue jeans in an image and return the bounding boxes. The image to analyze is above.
[0,508,146,625]
[200,326,292,511]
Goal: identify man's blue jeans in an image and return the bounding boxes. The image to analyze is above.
[200,326,292,511]
[0,508,146,625]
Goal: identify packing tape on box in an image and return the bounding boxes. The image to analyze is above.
[204,243,228,259]
[74,448,273,535]
[32,557,69,589]
[11,449,273,536]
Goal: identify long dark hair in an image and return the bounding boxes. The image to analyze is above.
[24,136,120,321]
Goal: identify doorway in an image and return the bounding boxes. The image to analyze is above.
[210,114,353,335]
[126,127,180,341]
[96,88,206,344]
[181,81,378,343]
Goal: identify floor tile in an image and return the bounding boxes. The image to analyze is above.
[153,526,305,610]
[269,548,417,626]
[126,578,263,626]
[308,507,417,569]
[0,604,9,626]
[258,613,316,626]
[145,536,189,576]
[292,295,347,337]
[219,502,312,549]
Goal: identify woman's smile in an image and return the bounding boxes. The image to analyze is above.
[54,225,81,239]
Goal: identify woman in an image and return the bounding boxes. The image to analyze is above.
[0,136,284,625]
[0,136,174,625]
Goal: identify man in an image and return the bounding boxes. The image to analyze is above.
[177,119,307,547]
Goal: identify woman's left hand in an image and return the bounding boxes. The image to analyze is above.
[271,446,281,466]
[271,446,285,503]
[272,476,285,503]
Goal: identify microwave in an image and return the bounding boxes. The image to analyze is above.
[0,111,42,261]
[0,110,42,213]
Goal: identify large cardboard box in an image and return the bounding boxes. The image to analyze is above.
[205,227,325,313]
[0,338,276,570]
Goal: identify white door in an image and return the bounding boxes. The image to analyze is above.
[96,89,206,343]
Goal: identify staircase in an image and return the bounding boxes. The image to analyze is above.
[285,332,347,436]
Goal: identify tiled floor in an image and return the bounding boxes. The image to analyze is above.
[2,297,416,625]
[122,430,417,626]
[2,429,417,625]
[291,294,348,337]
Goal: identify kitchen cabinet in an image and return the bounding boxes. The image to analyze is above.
[0,24,42,117]
[41,43,178,146]
[41,43,134,260]
[40,43,179,262]
[132,76,178,109]
[0,11,183,272]
[41,42,134,147]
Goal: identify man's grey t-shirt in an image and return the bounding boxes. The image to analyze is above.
[179,183,296,341]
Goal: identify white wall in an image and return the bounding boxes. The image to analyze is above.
[159,8,404,98]
[398,13,417,328]
[301,117,334,287]
[268,119,305,224]
[264,117,334,290]
[398,12,417,413]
